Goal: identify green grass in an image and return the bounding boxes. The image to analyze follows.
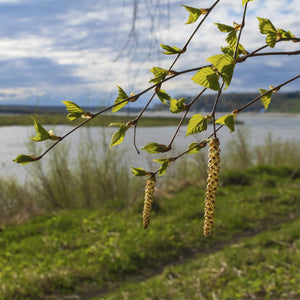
[0,166,299,299]
[0,113,189,127]
[102,218,300,300]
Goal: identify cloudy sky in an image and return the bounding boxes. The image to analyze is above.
[0,0,299,107]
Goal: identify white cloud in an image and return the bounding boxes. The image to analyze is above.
[0,0,298,105]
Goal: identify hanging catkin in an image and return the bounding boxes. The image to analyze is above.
[143,175,156,229]
[204,138,220,237]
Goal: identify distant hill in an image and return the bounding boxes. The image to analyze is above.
[0,104,99,115]
[153,91,300,113]
[1,92,300,114]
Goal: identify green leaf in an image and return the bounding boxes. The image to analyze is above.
[186,114,208,136]
[279,29,294,39]
[221,63,235,89]
[62,100,87,121]
[182,6,203,24]
[160,44,182,55]
[191,66,220,91]
[258,88,272,109]
[207,54,235,89]
[257,17,276,34]
[266,33,277,48]
[131,167,150,177]
[13,154,38,165]
[214,23,235,33]
[215,114,236,131]
[142,143,170,154]
[242,0,254,6]
[226,30,237,48]
[153,158,172,176]
[187,142,203,154]
[169,98,186,113]
[257,18,278,48]
[221,46,234,57]
[110,124,127,147]
[157,89,171,104]
[149,67,168,84]
[30,117,51,142]
[112,86,129,113]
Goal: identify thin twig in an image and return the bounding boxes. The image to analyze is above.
[132,92,156,153]
[169,0,221,71]
[235,74,300,113]
[167,88,207,149]
[233,2,248,59]
[243,50,300,57]
[210,3,248,138]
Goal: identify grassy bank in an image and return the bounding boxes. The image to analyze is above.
[0,165,299,299]
[103,217,300,300]
[0,113,190,127]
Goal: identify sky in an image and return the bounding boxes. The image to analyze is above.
[0,0,299,107]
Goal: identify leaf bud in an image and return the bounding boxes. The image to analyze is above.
[233,22,241,31]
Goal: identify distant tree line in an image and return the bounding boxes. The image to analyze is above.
[153,91,300,113]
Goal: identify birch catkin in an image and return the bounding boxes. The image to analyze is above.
[204,138,220,237]
[143,175,156,229]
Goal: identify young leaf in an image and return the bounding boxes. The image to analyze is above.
[215,114,236,131]
[266,33,277,48]
[153,158,172,176]
[278,29,294,40]
[30,117,51,142]
[131,167,150,177]
[226,30,237,48]
[187,142,203,154]
[214,23,235,33]
[221,46,234,57]
[142,143,170,153]
[149,67,168,84]
[186,114,207,136]
[258,88,272,109]
[242,0,254,6]
[13,154,38,165]
[157,89,171,104]
[257,17,276,34]
[207,54,235,88]
[160,44,182,55]
[109,124,127,147]
[257,17,277,48]
[62,101,87,121]
[170,98,186,113]
[112,86,129,113]
[182,6,203,24]
[191,66,220,91]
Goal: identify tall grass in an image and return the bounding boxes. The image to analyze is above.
[1,129,300,226]
[27,130,145,210]
[222,128,300,169]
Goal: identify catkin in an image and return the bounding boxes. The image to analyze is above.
[204,138,220,237]
[143,175,156,229]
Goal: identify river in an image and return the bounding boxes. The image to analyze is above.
[1,112,300,181]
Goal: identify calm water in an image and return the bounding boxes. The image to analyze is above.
[1,113,300,181]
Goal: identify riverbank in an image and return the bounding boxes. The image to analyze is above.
[0,112,191,127]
